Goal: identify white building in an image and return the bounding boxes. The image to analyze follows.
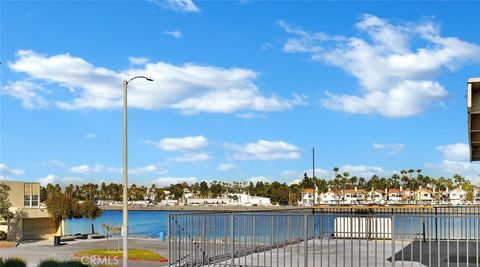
[342,188,365,205]
[300,188,316,206]
[449,188,467,205]
[367,189,384,205]
[415,188,433,205]
[186,198,231,206]
[474,188,480,204]
[386,188,403,205]
[229,193,272,206]
[319,190,339,205]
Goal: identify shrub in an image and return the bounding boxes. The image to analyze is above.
[37,259,88,267]
[0,231,7,240]
[2,258,26,267]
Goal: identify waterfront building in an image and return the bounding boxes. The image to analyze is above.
[300,188,315,206]
[474,188,480,204]
[386,188,403,205]
[319,189,339,205]
[229,193,272,206]
[0,180,60,240]
[414,187,434,205]
[342,188,365,205]
[448,187,467,205]
[186,198,230,206]
[366,188,385,205]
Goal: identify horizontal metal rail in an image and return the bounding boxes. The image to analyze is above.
[168,213,480,267]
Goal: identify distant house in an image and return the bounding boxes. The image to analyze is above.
[300,188,315,206]
[186,198,230,206]
[474,188,480,204]
[415,188,433,205]
[342,188,365,205]
[449,188,467,205]
[319,189,338,205]
[367,189,384,205]
[386,188,403,205]
[229,193,272,206]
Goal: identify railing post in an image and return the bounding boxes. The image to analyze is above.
[231,213,235,267]
[168,214,171,267]
[391,215,395,267]
[304,214,308,267]
[202,214,206,266]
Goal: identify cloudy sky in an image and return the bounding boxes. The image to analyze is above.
[1,1,480,186]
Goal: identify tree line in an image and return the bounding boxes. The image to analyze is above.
[39,168,478,206]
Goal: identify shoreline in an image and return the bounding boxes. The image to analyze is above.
[100,204,480,212]
[100,205,310,211]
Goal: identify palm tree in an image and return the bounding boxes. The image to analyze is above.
[358,177,366,189]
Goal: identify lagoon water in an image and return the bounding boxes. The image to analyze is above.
[65,210,170,237]
[66,210,478,241]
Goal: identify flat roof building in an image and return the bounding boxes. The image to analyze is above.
[467,78,480,161]
[0,180,60,240]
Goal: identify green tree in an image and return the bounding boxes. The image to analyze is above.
[81,200,103,234]
[45,193,80,236]
[0,184,14,238]
[199,181,209,197]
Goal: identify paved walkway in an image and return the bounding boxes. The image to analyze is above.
[0,238,168,267]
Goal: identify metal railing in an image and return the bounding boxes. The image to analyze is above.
[168,212,480,267]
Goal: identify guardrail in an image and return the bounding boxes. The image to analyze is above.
[168,212,480,267]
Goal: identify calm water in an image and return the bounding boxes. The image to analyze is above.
[65,210,170,237]
[66,210,479,240]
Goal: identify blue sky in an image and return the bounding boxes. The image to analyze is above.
[1,0,480,187]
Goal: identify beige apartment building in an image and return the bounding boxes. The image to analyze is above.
[0,180,60,240]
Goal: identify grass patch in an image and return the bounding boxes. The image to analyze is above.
[75,249,166,262]
[0,241,17,247]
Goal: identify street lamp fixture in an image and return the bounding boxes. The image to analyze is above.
[122,75,153,266]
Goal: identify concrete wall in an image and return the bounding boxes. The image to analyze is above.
[22,218,60,240]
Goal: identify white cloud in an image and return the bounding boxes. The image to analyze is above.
[0,163,25,177]
[373,143,405,155]
[149,176,198,187]
[128,57,150,65]
[235,112,267,119]
[249,176,272,183]
[225,139,301,160]
[7,50,302,114]
[1,80,49,109]
[164,30,183,39]
[340,165,391,178]
[150,0,201,13]
[146,135,208,151]
[437,160,480,181]
[48,160,65,167]
[70,164,109,174]
[217,163,238,171]
[173,152,211,162]
[432,143,480,181]
[129,165,167,175]
[38,174,84,186]
[436,143,470,161]
[280,15,480,117]
[85,133,96,139]
[281,168,330,179]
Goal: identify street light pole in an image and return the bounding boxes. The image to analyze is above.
[122,76,153,266]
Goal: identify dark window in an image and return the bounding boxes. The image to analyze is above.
[31,195,39,207]
[24,195,31,207]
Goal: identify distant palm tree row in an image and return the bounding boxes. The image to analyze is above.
[39,168,476,206]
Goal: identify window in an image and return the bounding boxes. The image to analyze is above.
[24,195,31,207]
[32,195,39,207]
